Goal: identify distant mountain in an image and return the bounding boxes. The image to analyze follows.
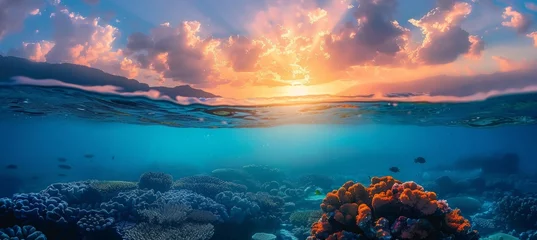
[339,68,537,97]
[0,55,220,98]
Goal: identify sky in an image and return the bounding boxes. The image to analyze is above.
[1,0,537,98]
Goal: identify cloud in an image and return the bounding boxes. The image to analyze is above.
[9,9,139,79]
[3,0,494,92]
[410,0,483,64]
[341,64,537,98]
[525,2,537,12]
[0,0,43,39]
[45,9,118,65]
[501,6,533,34]
[323,0,410,69]
[467,35,485,58]
[124,21,224,87]
[308,8,328,24]
[222,36,263,72]
[7,41,55,61]
[492,55,537,71]
[528,31,537,47]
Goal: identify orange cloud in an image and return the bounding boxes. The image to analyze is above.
[501,6,533,34]
[8,41,55,61]
[492,55,537,71]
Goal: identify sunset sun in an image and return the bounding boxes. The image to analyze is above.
[285,84,309,96]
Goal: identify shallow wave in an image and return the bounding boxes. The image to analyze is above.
[1,77,537,128]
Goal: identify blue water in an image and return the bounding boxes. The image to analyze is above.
[1,85,537,240]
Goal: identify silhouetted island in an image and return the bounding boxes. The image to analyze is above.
[0,55,220,98]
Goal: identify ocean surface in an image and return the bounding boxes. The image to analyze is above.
[1,83,537,240]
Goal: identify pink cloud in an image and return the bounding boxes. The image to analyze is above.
[9,9,140,81]
[410,0,481,64]
[467,35,485,58]
[492,55,537,71]
[8,41,55,62]
[528,32,537,47]
[501,6,533,34]
[124,21,223,87]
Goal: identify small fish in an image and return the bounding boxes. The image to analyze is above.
[112,156,115,160]
[31,176,39,180]
[84,154,94,159]
[58,173,67,177]
[414,157,426,164]
[58,164,72,170]
[57,157,67,162]
[314,189,322,195]
[389,167,400,173]
[6,164,18,169]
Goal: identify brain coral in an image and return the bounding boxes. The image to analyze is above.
[309,176,479,240]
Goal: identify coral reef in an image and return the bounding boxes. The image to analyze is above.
[137,203,191,225]
[252,232,277,240]
[0,197,13,218]
[215,191,260,223]
[308,176,479,240]
[89,181,138,201]
[187,209,219,223]
[289,210,323,227]
[121,222,214,240]
[41,182,99,204]
[0,225,47,240]
[138,172,173,192]
[494,194,537,231]
[158,190,229,222]
[12,193,72,225]
[76,213,114,233]
[173,175,247,198]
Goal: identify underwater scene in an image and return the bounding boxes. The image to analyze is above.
[3,0,537,239]
[1,82,537,240]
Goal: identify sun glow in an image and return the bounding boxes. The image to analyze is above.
[285,84,309,96]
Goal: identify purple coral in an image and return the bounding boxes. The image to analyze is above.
[215,191,260,223]
[0,225,47,240]
[0,197,13,218]
[158,190,228,222]
[494,194,537,231]
[12,193,72,225]
[41,181,98,204]
[76,213,114,233]
[138,172,173,192]
[173,175,247,198]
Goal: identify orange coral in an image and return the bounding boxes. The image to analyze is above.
[321,192,340,212]
[356,203,372,226]
[368,176,401,196]
[348,182,368,204]
[398,188,438,215]
[311,214,332,235]
[312,176,477,240]
[334,203,358,225]
[371,190,394,210]
[445,209,471,233]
